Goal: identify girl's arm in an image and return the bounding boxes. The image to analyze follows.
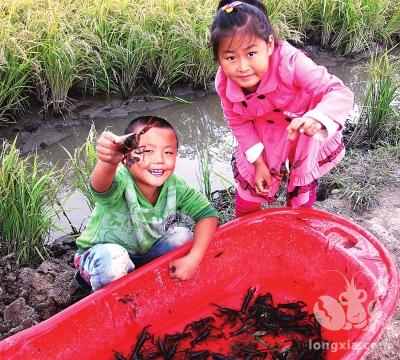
[253,153,272,194]
[289,50,354,138]
[169,216,218,282]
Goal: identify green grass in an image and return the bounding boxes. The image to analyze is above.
[196,139,212,201]
[0,139,64,264]
[0,36,31,122]
[32,26,82,115]
[0,0,399,121]
[319,145,400,212]
[348,51,400,148]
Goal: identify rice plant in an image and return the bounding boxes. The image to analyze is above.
[348,51,400,148]
[63,124,98,211]
[317,0,343,48]
[195,144,236,225]
[266,0,305,43]
[32,23,82,115]
[172,19,211,89]
[196,135,236,203]
[106,25,148,99]
[0,38,31,123]
[0,139,64,264]
[173,2,216,89]
[379,2,400,44]
[76,1,128,96]
[196,138,212,201]
[139,7,191,95]
[1,0,400,116]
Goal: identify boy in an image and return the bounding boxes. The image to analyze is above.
[74,116,218,291]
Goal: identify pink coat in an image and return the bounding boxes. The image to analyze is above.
[215,41,354,207]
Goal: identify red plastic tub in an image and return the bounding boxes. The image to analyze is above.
[0,208,398,359]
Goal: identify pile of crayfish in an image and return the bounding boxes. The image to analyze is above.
[113,287,326,360]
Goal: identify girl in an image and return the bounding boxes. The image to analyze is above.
[211,0,354,217]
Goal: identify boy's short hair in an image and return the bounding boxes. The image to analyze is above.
[124,115,179,147]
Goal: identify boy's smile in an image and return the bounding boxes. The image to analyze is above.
[126,126,177,203]
[148,169,165,176]
[218,33,274,94]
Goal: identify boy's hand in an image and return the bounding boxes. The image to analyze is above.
[96,131,127,165]
[169,254,200,282]
[287,116,323,141]
[92,130,137,193]
[168,217,217,282]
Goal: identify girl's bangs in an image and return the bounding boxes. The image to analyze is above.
[212,19,268,60]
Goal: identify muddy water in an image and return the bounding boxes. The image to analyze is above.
[34,59,368,240]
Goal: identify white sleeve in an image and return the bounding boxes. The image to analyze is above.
[245,142,264,163]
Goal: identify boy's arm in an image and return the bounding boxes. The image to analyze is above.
[171,175,218,281]
[91,161,119,193]
[169,216,218,282]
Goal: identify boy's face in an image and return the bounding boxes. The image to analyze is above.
[126,126,177,192]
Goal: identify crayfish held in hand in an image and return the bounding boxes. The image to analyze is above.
[116,117,158,168]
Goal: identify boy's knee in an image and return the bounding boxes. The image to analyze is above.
[80,243,134,291]
[165,226,193,247]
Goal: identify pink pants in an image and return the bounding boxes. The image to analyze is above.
[235,186,317,218]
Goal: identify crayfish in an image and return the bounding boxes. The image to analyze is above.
[116,117,158,168]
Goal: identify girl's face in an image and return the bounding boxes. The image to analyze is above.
[127,126,177,196]
[218,33,274,94]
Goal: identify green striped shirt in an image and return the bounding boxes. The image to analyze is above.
[76,166,217,255]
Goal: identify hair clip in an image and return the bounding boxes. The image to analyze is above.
[222,1,242,13]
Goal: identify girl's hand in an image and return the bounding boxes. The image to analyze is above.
[96,131,126,165]
[254,162,272,195]
[169,254,200,282]
[287,117,323,141]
